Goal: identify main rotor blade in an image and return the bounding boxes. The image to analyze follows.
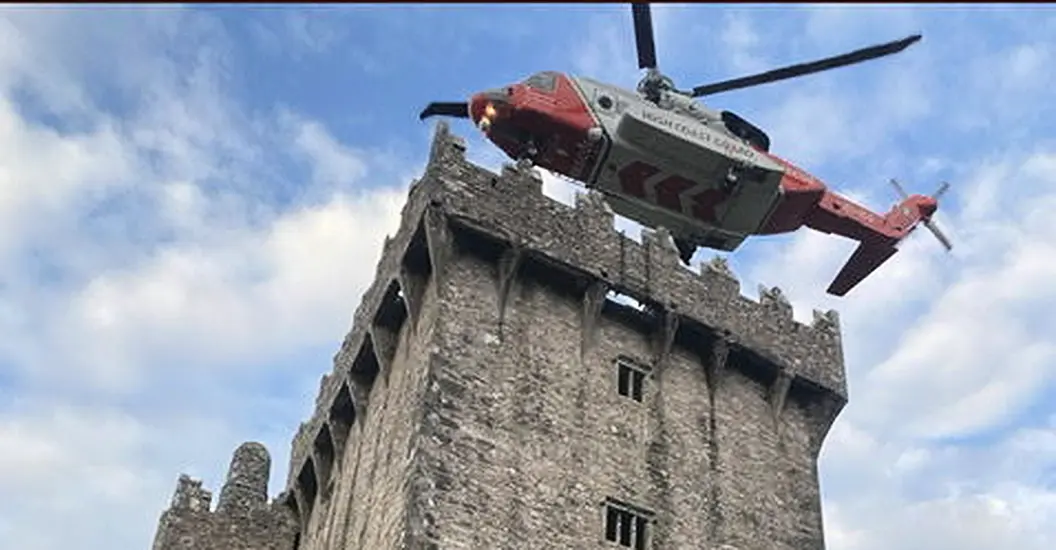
[419,102,469,120]
[631,3,658,70]
[691,34,922,97]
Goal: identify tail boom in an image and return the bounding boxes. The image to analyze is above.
[805,190,941,296]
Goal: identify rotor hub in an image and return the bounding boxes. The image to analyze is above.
[637,70,676,103]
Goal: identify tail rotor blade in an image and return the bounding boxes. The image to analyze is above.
[923,219,953,251]
[691,34,922,97]
[934,181,950,200]
[419,102,469,121]
[890,178,910,200]
[892,178,953,251]
[631,3,658,70]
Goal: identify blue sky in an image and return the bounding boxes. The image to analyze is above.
[1,4,1054,549]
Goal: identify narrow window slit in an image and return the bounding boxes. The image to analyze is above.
[615,357,650,403]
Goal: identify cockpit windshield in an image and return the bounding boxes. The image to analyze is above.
[523,72,558,92]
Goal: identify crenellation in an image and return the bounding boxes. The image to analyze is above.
[642,227,682,274]
[429,150,844,398]
[758,285,794,325]
[499,161,544,197]
[315,373,332,410]
[811,308,841,335]
[700,255,741,298]
[573,190,616,236]
[424,121,467,180]
[171,474,212,513]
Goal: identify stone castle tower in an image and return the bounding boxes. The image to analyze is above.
[150,122,848,550]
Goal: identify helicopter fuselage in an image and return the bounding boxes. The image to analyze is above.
[471,71,829,252]
[426,8,942,296]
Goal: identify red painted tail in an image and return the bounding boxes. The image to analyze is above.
[827,182,950,296]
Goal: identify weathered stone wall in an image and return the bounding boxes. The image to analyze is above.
[408,216,843,549]
[149,121,848,550]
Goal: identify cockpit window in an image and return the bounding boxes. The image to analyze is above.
[481,87,511,102]
[523,72,558,92]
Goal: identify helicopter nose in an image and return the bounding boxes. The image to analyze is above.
[470,89,513,132]
[468,95,489,125]
[470,96,501,132]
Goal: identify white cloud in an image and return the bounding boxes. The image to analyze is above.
[0,8,414,550]
[288,114,369,186]
[0,396,263,550]
[801,4,920,50]
[52,187,402,391]
[0,94,134,259]
[718,12,766,75]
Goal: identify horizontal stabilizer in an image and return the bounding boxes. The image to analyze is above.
[827,243,898,296]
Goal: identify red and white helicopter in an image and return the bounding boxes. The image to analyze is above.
[419,3,951,296]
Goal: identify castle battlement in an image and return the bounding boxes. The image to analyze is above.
[283,121,846,493]
[151,444,298,550]
[154,121,849,550]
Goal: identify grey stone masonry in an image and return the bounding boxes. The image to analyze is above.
[150,444,299,550]
[149,121,848,550]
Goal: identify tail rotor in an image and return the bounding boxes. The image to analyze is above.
[890,178,953,251]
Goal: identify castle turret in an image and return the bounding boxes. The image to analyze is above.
[216,442,271,515]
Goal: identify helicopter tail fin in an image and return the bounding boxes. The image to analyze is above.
[826,243,899,296]
[825,179,951,296]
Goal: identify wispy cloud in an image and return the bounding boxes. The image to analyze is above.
[0,7,414,548]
